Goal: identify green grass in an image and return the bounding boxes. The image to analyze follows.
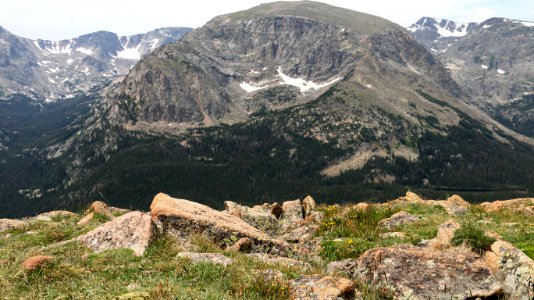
[0,215,303,299]
[451,221,496,255]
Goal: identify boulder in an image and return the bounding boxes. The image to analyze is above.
[76,212,94,226]
[247,253,311,270]
[150,193,287,255]
[290,275,355,300]
[388,191,424,205]
[486,240,534,299]
[176,252,234,266]
[326,259,358,278]
[86,200,115,219]
[378,211,420,230]
[427,219,460,250]
[34,210,77,221]
[379,232,406,239]
[279,223,319,243]
[223,201,279,235]
[302,196,316,218]
[356,245,502,299]
[439,195,470,216]
[75,211,155,256]
[22,255,53,272]
[0,219,26,232]
[480,198,534,216]
[281,199,303,222]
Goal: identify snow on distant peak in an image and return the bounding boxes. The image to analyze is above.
[76,47,93,56]
[117,44,141,60]
[435,20,471,37]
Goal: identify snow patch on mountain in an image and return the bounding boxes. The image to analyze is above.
[117,45,141,60]
[76,47,93,56]
[277,67,340,93]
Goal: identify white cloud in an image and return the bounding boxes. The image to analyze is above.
[0,0,532,40]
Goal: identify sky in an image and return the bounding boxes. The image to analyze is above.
[1,0,533,40]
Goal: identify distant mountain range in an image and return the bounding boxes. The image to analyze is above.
[407,16,534,137]
[0,26,191,101]
[0,1,533,218]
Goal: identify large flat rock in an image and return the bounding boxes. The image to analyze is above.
[150,193,288,255]
[356,245,502,299]
[76,211,155,256]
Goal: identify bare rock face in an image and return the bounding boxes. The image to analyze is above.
[0,219,26,232]
[486,240,534,299]
[389,191,425,205]
[176,252,234,267]
[440,194,470,216]
[356,245,503,299]
[22,255,53,272]
[480,198,534,216]
[150,193,287,255]
[75,211,155,256]
[378,211,420,230]
[290,275,355,300]
[302,196,316,218]
[223,201,280,235]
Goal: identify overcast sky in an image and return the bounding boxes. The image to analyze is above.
[2,0,533,40]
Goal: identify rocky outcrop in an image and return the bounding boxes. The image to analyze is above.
[34,210,77,222]
[224,201,280,235]
[150,193,287,255]
[485,241,534,299]
[480,198,534,216]
[356,245,503,299]
[326,259,358,278]
[227,237,253,253]
[75,211,155,256]
[0,219,26,232]
[290,275,355,300]
[86,201,115,219]
[378,211,420,230]
[425,219,461,250]
[22,255,53,272]
[439,194,470,216]
[176,252,234,267]
[302,196,316,218]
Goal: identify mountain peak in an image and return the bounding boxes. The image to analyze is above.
[222,1,398,35]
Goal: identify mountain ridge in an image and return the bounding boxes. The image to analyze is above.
[0,26,192,101]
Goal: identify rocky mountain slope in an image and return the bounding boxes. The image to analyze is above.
[0,192,532,299]
[2,1,534,218]
[408,17,534,136]
[0,26,191,101]
[407,17,477,53]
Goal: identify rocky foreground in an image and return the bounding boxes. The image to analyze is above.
[0,192,533,299]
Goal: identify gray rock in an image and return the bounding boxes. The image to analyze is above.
[378,211,420,230]
[75,211,156,256]
[177,252,234,267]
[356,245,503,299]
